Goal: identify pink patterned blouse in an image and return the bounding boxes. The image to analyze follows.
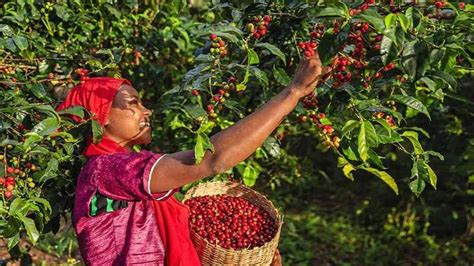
[73,151,173,265]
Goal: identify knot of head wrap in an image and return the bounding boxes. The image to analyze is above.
[56,77,132,157]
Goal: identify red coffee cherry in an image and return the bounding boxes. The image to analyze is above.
[4,190,13,199]
[6,167,14,174]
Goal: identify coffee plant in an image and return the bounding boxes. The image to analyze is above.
[0,0,472,263]
[174,0,472,198]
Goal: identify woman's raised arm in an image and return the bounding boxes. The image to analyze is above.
[150,53,329,193]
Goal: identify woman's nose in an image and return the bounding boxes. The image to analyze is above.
[142,106,152,117]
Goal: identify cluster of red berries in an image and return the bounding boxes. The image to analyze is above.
[0,173,16,199]
[373,112,395,127]
[298,108,340,148]
[0,65,16,75]
[459,2,465,9]
[246,15,271,39]
[75,68,90,82]
[186,195,277,250]
[373,62,395,80]
[348,0,374,16]
[298,23,325,57]
[0,150,38,199]
[205,76,237,118]
[331,56,354,88]
[209,34,228,58]
[298,41,318,58]
[302,91,318,109]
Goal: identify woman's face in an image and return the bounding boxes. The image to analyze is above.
[104,84,152,148]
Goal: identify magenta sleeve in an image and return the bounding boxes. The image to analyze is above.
[93,151,173,201]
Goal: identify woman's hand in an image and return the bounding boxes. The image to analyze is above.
[288,52,331,99]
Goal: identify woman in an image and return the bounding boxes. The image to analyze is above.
[58,53,328,265]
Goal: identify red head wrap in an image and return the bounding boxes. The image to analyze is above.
[56,77,132,157]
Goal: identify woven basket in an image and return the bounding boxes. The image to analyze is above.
[183,181,283,266]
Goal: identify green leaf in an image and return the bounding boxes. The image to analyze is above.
[421,161,437,189]
[409,177,425,197]
[57,106,86,119]
[424,150,444,161]
[361,167,399,195]
[429,71,457,90]
[0,24,14,36]
[342,120,359,138]
[18,215,40,244]
[4,38,17,52]
[316,7,346,18]
[30,197,52,215]
[368,149,385,169]
[22,133,42,150]
[247,48,259,65]
[358,122,368,162]
[13,35,28,50]
[418,77,437,91]
[212,32,239,43]
[358,120,378,153]
[337,157,349,167]
[358,9,385,33]
[342,164,355,181]
[397,13,409,32]
[263,137,280,158]
[402,131,424,155]
[194,132,214,164]
[39,158,59,182]
[184,105,207,119]
[243,164,259,187]
[273,67,290,86]
[390,95,430,119]
[32,117,60,136]
[7,234,19,250]
[254,42,286,64]
[251,67,269,87]
[318,32,339,65]
[402,41,417,80]
[236,84,246,91]
[385,13,397,29]
[380,35,393,65]
[91,120,103,144]
[375,124,403,144]
[405,127,430,138]
[343,145,358,161]
[404,7,414,31]
[9,198,26,216]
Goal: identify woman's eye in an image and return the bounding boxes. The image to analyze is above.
[128,100,138,105]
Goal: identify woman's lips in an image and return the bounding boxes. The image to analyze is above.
[139,121,150,129]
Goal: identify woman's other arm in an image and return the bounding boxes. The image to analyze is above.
[150,54,329,193]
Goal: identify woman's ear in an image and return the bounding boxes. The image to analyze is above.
[104,119,110,129]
